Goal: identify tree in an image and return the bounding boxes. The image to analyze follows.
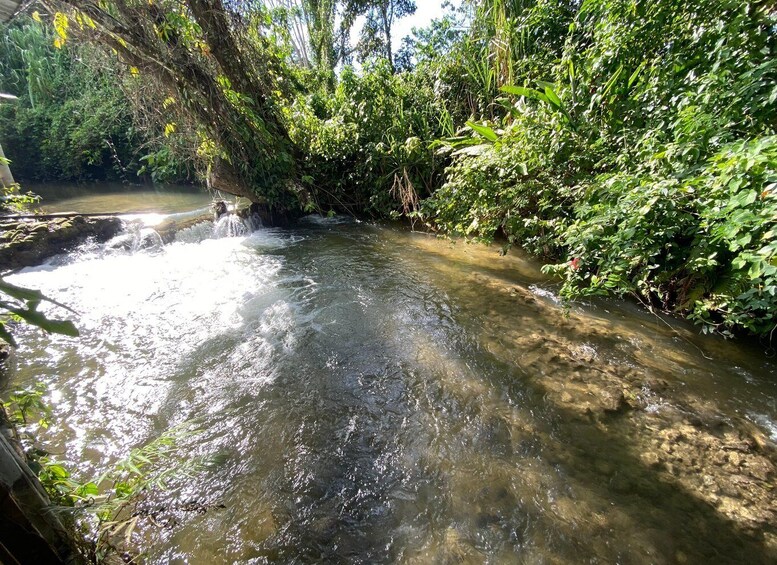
[303,0,337,72]
[394,13,467,71]
[0,15,154,182]
[54,0,299,210]
[344,0,416,71]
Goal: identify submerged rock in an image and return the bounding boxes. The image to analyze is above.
[0,215,122,272]
[457,269,777,557]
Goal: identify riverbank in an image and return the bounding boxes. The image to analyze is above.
[0,206,229,272]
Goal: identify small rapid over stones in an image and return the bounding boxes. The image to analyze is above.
[4,216,777,563]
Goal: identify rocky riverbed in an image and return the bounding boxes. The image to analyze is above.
[397,234,777,562]
[470,271,777,561]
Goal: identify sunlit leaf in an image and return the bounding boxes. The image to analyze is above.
[544,87,562,108]
[465,121,498,142]
[603,65,624,98]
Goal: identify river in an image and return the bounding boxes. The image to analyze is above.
[3,188,777,563]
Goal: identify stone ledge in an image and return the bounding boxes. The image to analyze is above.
[0,216,123,272]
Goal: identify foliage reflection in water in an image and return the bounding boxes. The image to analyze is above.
[5,217,777,564]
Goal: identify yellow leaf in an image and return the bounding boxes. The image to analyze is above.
[32,11,42,22]
[53,12,69,40]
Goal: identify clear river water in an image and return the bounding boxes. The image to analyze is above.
[3,186,777,563]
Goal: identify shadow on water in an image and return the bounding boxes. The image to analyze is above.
[391,231,777,563]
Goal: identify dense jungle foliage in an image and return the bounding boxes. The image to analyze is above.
[0,0,775,339]
[0,17,189,182]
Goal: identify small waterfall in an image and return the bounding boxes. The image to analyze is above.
[134,227,164,252]
[105,211,261,250]
[174,221,217,244]
[105,222,164,253]
[244,213,263,232]
[176,213,261,244]
[214,214,250,238]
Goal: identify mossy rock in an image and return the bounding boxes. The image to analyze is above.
[0,216,122,272]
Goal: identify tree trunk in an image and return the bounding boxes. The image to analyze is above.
[0,0,23,23]
[60,0,297,208]
[380,5,393,71]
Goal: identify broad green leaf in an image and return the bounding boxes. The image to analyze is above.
[465,121,498,142]
[79,482,99,496]
[544,87,562,108]
[0,279,75,312]
[628,62,646,88]
[48,464,69,479]
[500,85,537,97]
[535,92,551,104]
[749,261,763,279]
[603,65,624,98]
[0,279,44,302]
[8,308,79,337]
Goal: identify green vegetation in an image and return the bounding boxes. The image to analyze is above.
[3,384,211,561]
[0,14,189,182]
[1,276,214,561]
[0,277,79,347]
[421,0,777,338]
[0,0,775,338]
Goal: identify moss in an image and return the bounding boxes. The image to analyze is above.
[0,216,122,272]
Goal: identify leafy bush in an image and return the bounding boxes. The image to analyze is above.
[284,60,449,216]
[420,0,777,338]
[0,15,188,183]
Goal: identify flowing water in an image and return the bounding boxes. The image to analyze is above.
[3,209,777,563]
[30,182,214,216]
